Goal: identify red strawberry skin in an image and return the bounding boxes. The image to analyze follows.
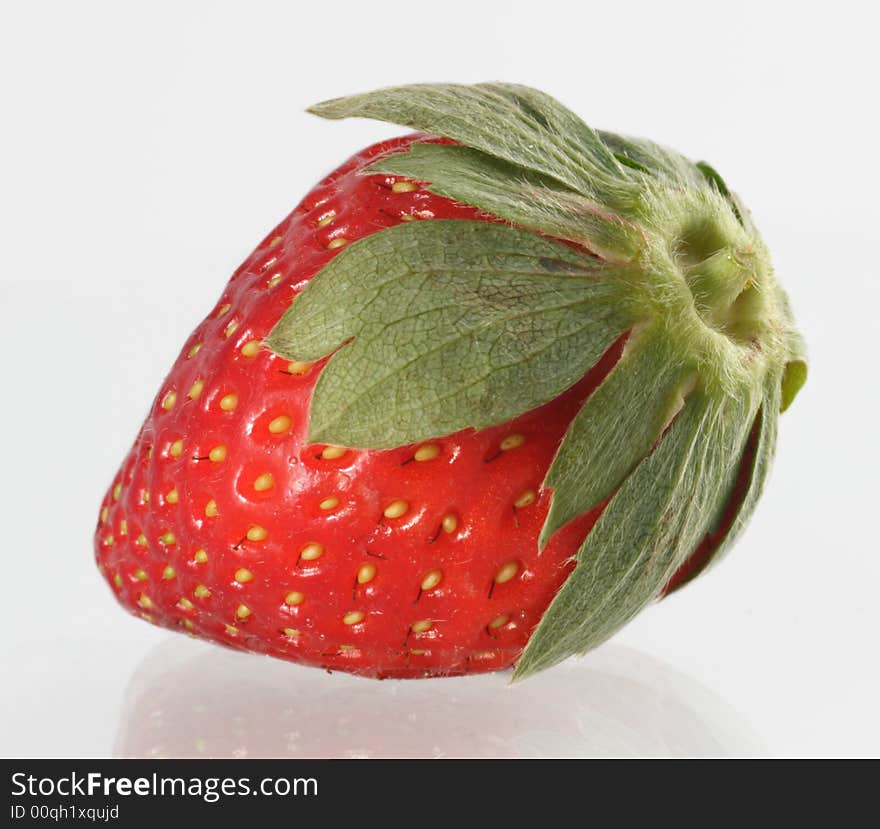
[95,135,622,679]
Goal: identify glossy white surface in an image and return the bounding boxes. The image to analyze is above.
[114,640,762,759]
[1,0,877,758]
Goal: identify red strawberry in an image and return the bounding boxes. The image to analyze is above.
[95,84,805,679]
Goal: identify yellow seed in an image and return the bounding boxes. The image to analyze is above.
[489,613,510,630]
[383,499,409,519]
[267,273,284,289]
[241,339,261,358]
[224,321,239,338]
[246,525,268,542]
[204,499,218,518]
[160,531,176,546]
[269,235,282,246]
[208,445,227,463]
[262,257,277,271]
[327,237,348,250]
[234,568,253,583]
[319,496,339,511]
[514,489,536,508]
[187,379,204,399]
[500,433,525,451]
[181,618,195,630]
[253,473,274,492]
[441,513,458,534]
[392,180,418,193]
[343,610,365,626]
[103,534,114,547]
[321,445,347,460]
[162,391,177,410]
[268,414,292,434]
[112,482,122,501]
[135,534,147,547]
[286,361,310,375]
[414,443,440,462]
[119,519,128,536]
[165,488,178,505]
[217,303,231,317]
[162,565,176,580]
[146,446,154,459]
[284,591,304,606]
[140,613,154,623]
[219,393,238,411]
[400,213,416,222]
[317,211,336,227]
[179,596,194,610]
[188,342,203,358]
[421,569,442,591]
[300,542,323,561]
[113,573,122,587]
[100,506,109,524]
[411,619,432,634]
[494,561,519,584]
[140,490,150,504]
[357,563,377,584]
[410,649,427,655]
[282,627,300,637]
[193,549,208,564]
[137,594,153,610]
[236,604,251,620]
[225,624,238,635]
[193,584,211,599]
[169,439,183,458]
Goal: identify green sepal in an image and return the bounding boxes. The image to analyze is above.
[266,220,637,448]
[694,160,746,227]
[309,82,639,212]
[781,359,807,412]
[366,142,642,263]
[665,367,783,593]
[708,369,781,560]
[514,387,758,680]
[539,326,694,549]
[599,130,708,190]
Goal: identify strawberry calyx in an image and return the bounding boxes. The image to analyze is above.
[266,83,806,678]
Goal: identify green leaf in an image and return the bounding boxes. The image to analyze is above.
[514,388,757,680]
[695,161,746,226]
[539,327,694,549]
[309,82,640,212]
[265,220,637,448]
[367,142,642,262]
[780,359,807,412]
[599,130,708,190]
[687,368,782,575]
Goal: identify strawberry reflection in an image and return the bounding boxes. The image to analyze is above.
[114,640,763,758]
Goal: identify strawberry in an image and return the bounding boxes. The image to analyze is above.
[95,84,806,679]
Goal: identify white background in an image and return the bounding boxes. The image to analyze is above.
[1,1,877,758]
